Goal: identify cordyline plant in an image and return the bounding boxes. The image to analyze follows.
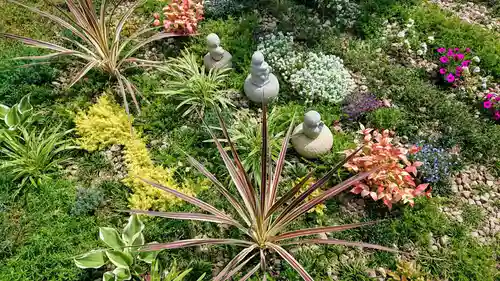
[1,0,181,114]
[129,105,397,281]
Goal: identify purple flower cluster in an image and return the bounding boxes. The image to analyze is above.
[414,143,459,183]
[342,92,384,120]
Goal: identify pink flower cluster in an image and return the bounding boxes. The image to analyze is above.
[436,47,472,85]
[153,0,204,35]
[483,91,500,121]
[344,129,431,209]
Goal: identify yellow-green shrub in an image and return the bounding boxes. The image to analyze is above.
[75,95,196,210]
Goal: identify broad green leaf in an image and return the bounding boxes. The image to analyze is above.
[0,104,9,119]
[138,242,159,264]
[122,214,144,246]
[74,250,106,269]
[103,271,114,281]
[99,227,125,250]
[17,95,33,114]
[132,232,145,247]
[113,267,132,281]
[195,273,206,281]
[5,107,20,128]
[106,250,133,268]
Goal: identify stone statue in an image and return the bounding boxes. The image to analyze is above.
[244,51,279,104]
[203,33,232,70]
[291,111,334,159]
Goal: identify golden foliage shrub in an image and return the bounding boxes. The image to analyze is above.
[75,95,196,210]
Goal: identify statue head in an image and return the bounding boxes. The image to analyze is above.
[207,33,221,50]
[252,51,265,66]
[304,111,322,128]
[250,51,271,86]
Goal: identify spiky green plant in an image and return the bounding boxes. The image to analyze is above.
[1,0,180,114]
[0,123,75,189]
[158,50,233,117]
[129,105,396,280]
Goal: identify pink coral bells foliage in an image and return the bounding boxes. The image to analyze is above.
[154,0,204,34]
[343,128,431,208]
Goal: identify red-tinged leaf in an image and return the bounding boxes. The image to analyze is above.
[275,146,364,223]
[266,169,314,218]
[120,32,183,67]
[223,253,257,281]
[200,114,257,219]
[271,169,378,234]
[139,178,234,221]
[272,221,380,242]
[267,243,314,281]
[260,103,268,217]
[126,210,243,228]
[2,33,71,53]
[140,239,253,252]
[239,263,261,281]
[185,153,250,226]
[268,113,295,210]
[67,60,99,88]
[213,246,257,281]
[285,239,399,253]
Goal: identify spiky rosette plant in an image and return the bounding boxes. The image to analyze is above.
[130,105,396,280]
[1,0,181,114]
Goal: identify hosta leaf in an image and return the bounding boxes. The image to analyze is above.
[122,214,144,246]
[5,107,20,128]
[17,95,33,114]
[0,104,9,119]
[99,227,125,250]
[132,232,145,248]
[74,250,106,269]
[113,267,132,281]
[106,250,133,268]
[138,242,159,264]
[103,271,114,281]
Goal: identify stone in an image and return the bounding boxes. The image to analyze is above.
[244,51,279,104]
[440,235,450,246]
[486,180,494,187]
[291,111,334,159]
[462,191,471,198]
[430,245,438,251]
[367,270,377,278]
[203,33,232,70]
[376,267,387,277]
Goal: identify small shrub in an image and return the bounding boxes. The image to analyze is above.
[152,0,204,34]
[70,187,104,216]
[344,127,431,208]
[367,107,405,130]
[412,143,459,184]
[0,123,74,189]
[387,260,432,281]
[435,47,480,85]
[204,0,245,18]
[482,90,500,121]
[75,95,198,211]
[342,92,385,120]
[314,0,360,28]
[159,50,233,117]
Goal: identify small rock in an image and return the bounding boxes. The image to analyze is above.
[367,270,377,278]
[440,235,450,246]
[486,180,494,187]
[376,267,387,277]
[430,245,438,251]
[462,191,471,198]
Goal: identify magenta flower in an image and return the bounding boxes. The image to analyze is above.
[437,47,446,53]
[439,68,447,74]
[495,111,500,120]
[446,73,455,83]
[440,56,449,63]
[461,60,471,67]
[456,53,465,60]
[484,100,492,109]
[486,93,494,99]
[456,66,463,72]
[447,49,454,56]
[466,48,471,53]
[454,47,460,52]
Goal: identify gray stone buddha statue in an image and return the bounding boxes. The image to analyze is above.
[244,51,279,104]
[203,33,232,70]
[291,111,334,159]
